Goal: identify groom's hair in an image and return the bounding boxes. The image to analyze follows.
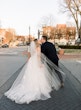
[42,36,47,41]
[34,39,38,42]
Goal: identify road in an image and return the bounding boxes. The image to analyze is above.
[60,59,81,83]
[0,48,81,110]
[0,47,27,87]
[0,46,27,56]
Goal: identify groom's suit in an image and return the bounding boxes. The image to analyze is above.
[41,42,59,66]
[41,41,63,83]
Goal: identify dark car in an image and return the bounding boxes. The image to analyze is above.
[1,44,9,48]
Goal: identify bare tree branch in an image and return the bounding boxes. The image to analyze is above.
[59,0,81,38]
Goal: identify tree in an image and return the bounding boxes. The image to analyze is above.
[38,14,56,39]
[0,20,2,28]
[60,0,81,39]
[5,28,16,43]
[38,14,56,29]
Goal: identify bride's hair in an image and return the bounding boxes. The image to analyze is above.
[34,39,40,47]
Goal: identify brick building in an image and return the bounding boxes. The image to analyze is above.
[42,24,76,45]
[0,28,16,44]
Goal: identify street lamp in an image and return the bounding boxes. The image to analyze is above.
[29,26,30,44]
[38,29,43,39]
[76,12,81,45]
[38,29,40,39]
[79,12,81,42]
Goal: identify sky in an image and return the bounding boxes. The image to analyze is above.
[0,0,68,36]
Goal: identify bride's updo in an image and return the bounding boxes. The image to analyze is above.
[34,39,40,47]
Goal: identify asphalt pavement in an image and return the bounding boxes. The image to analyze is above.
[0,51,81,110]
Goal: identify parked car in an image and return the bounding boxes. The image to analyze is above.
[17,42,27,46]
[55,43,61,54]
[1,44,9,48]
[75,38,81,45]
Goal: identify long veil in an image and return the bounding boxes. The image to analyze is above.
[5,41,36,91]
[30,41,36,55]
[5,41,65,93]
[40,53,66,86]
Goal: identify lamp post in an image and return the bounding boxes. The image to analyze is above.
[79,12,81,42]
[38,29,40,39]
[38,29,43,39]
[77,12,81,45]
[29,26,30,44]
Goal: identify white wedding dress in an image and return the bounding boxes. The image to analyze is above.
[4,41,61,104]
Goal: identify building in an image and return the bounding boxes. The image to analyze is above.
[0,28,16,44]
[42,24,76,45]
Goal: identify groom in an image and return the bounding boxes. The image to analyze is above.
[41,36,64,88]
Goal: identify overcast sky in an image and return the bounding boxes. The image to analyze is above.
[0,0,68,36]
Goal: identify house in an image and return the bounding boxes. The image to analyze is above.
[41,24,76,45]
[0,28,16,44]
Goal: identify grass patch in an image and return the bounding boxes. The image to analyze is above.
[64,49,81,53]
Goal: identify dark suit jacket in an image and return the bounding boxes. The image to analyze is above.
[41,42,59,66]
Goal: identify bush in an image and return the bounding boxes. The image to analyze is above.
[59,45,81,49]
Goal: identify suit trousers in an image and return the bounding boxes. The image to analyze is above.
[47,63,63,84]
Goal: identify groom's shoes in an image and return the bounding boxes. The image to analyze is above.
[60,83,64,88]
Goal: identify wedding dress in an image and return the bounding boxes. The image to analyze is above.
[4,41,62,104]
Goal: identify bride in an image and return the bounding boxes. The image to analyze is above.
[4,39,62,104]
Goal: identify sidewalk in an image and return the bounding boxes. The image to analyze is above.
[59,53,81,83]
[0,58,81,110]
[58,53,81,60]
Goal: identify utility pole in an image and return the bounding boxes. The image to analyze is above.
[29,26,30,44]
[38,29,40,39]
[0,20,1,28]
[80,13,81,42]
